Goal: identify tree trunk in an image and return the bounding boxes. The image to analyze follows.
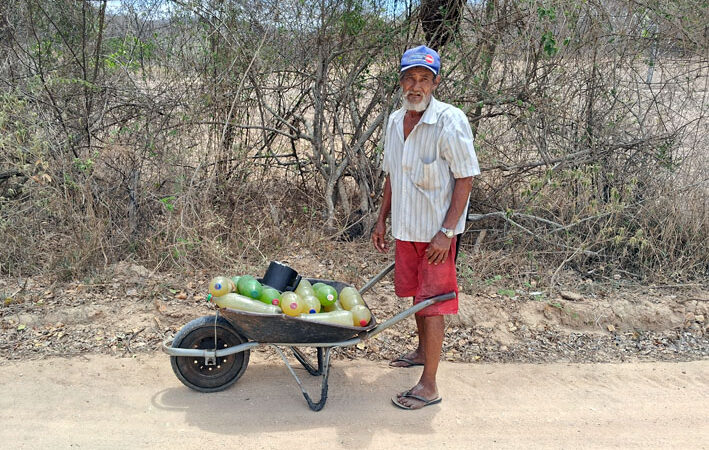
[420,0,465,50]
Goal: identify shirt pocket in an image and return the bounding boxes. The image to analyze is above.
[410,159,443,191]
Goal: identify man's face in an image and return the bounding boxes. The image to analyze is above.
[400,66,440,112]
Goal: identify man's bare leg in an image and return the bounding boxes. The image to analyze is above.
[396,315,444,408]
[390,313,426,366]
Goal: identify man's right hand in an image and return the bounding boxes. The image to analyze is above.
[372,220,390,253]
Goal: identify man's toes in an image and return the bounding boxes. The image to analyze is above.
[401,397,424,409]
[396,389,412,399]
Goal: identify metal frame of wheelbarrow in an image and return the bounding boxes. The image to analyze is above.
[162,262,456,411]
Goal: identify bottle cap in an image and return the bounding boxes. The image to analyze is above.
[206,293,213,302]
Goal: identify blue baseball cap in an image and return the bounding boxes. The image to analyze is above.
[400,45,440,76]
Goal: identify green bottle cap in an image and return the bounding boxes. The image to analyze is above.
[206,293,213,302]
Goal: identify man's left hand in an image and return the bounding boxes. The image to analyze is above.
[426,232,451,265]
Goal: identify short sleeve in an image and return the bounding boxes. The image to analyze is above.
[439,110,480,178]
[382,134,390,174]
[381,116,395,174]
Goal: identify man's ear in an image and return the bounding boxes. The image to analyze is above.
[433,75,441,89]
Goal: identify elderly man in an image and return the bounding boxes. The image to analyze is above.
[372,45,480,410]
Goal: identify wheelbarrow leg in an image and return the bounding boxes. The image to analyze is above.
[273,345,332,411]
[290,346,324,376]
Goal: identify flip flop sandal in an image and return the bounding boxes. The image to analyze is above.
[391,393,442,410]
[389,356,424,368]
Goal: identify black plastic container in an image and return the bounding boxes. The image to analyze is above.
[262,261,301,292]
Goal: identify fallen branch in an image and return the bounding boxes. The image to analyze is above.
[0,170,22,181]
[124,327,145,355]
[480,150,591,172]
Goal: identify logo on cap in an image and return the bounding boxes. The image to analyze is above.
[401,45,440,75]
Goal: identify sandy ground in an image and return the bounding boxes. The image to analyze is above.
[0,353,707,449]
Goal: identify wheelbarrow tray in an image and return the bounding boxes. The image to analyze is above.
[219,278,377,344]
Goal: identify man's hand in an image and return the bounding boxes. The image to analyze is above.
[372,220,390,253]
[426,232,451,265]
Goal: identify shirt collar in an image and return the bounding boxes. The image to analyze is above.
[420,96,443,124]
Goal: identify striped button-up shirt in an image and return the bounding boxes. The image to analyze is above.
[383,96,480,242]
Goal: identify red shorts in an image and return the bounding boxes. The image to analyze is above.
[394,238,459,317]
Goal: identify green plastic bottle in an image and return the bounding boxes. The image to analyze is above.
[208,293,280,314]
[259,287,282,306]
[314,284,337,307]
[237,275,263,300]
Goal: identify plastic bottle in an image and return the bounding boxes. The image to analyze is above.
[314,284,337,307]
[208,276,235,297]
[237,275,263,300]
[259,287,282,306]
[207,293,280,314]
[323,300,344,312]
[339,286,364,310]
[280,291,304,316]
[301,294,321,314]
[295,279,315,297]
[350,304,372,327]
[298,310,354,327]
[312,282,327,292]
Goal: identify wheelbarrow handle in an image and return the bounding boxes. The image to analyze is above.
[358,261,395,294]
[363,291,456,340]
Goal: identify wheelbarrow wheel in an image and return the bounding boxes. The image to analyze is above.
[170,315,250,393]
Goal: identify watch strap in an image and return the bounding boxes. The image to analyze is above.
[440,227,454,238]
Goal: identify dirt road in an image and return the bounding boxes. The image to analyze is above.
[1,354,707,449]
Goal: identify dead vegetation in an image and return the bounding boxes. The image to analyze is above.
[0,0,707,326]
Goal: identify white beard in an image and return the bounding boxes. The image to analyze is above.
[402,91,431,112]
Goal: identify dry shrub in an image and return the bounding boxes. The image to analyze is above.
[2,0,707,287]
[463,157,709,284]
[632,186,709,279]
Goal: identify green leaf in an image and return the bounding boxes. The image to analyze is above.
[541,31,558,57]
[159,196,176,212]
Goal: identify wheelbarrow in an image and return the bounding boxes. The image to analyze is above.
[161,262,455,411]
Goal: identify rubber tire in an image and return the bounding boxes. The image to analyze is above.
[170,315,250,393]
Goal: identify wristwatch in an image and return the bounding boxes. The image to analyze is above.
[440,227,454,239]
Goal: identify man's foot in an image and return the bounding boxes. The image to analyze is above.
[393,384,439,409]
[389,351,424,368]
[391,391,442,410]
